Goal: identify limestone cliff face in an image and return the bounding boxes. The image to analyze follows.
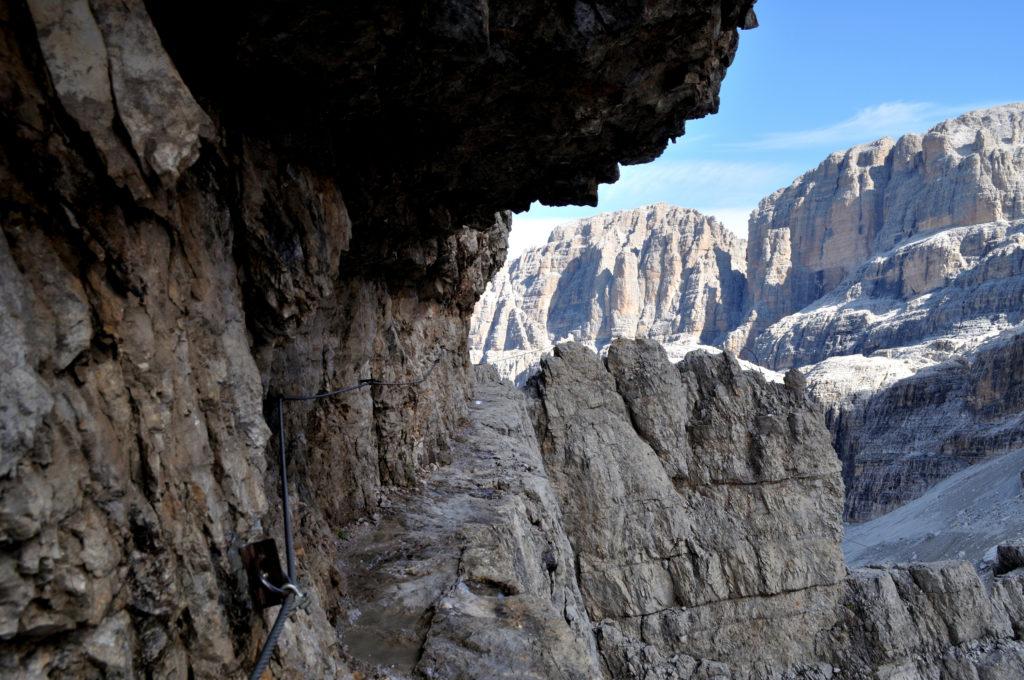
[472,104,1024,523]
[741,104,1024,520]
[531,340,846,674]
[806,327,1024,522]
[470,204,746,378]
[732,103,1024,349]
[0,0,757,676]
[524,342,1024,679]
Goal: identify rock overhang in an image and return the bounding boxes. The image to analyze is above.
[146,0,758,231]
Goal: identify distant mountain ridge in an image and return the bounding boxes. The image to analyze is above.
[471,103,1024,523]
[469,203,746,379]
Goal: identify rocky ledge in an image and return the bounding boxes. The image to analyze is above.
[334,340,1024,679]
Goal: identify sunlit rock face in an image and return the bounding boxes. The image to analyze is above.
[521,340,1024,678]
[732,104,1024,351]
[733,105,1024,522]
[470,204,746,380]
[530,341,845,674]
[473,104,1024,522]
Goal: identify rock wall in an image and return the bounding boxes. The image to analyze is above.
[0,0,758,676]
[524,342,1024,679]
[470,204,746,379]
[807,328,1024,522]
[771,215,1024,520]
[529,340,845,675]
[731,103,1024,350]
[327,339,1022,679]
[736,105,1024,522]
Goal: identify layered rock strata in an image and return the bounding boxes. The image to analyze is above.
[470,204,746,380]
[529,340,846,674]
[733,103,1024,349]
[808,327,1024,521]
[0,0,757,676]
[735,106,1024,519]
[336,367,602,679]
[526,342,1024,678]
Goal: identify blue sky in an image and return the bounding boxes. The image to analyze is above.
[510,0,1024,255]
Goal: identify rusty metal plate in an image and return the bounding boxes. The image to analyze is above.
[240,538,287,610]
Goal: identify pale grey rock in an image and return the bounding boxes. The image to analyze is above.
[798,321,1024,522]
[718,107,1024,522]
[471,204,746,380]
[25,0,150,197]
[26,0,214,196]
[826,562,1024,679]
[734,106,1024,522]
[752,219,1024,370]
[88,0,215,184]
[472,105,1024,527]
[0,232,53,478]
[530,340,845,671]
[731,103,1024,351]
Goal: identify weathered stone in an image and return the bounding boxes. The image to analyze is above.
[732,104,1024,352]
[336,369,602,679]
[1,0,756,675]
[473,104,1024,525]
[529,340,845,671]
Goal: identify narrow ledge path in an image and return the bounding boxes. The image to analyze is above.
[335,368,602,680]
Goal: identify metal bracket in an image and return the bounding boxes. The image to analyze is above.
[241,538,288,610]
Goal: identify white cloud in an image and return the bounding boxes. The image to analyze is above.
[741,101,990,151]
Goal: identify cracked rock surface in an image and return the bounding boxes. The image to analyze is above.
[0,0,757,675]
[337,366,601,679]
[336,342,1024,678]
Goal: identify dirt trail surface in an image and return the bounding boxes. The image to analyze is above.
[336,367,600,679]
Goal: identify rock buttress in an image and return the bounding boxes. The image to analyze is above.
[525,340,1024,678]
[528,340,846,675]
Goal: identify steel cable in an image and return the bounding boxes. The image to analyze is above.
[248,347,448,679]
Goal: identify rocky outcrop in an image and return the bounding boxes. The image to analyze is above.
[750,218,1024,370]
[529,340,845,674]
[0,0,758,676]
[827,561,1024,679]
[335,367,603,679]
[331,339,1024,678]
[737,105,1024,522]
[473,104,1024,523]
[755,213,1024,520]
[524,342,1024,678]
[808,328,1024,522]
[470,204,746,379]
